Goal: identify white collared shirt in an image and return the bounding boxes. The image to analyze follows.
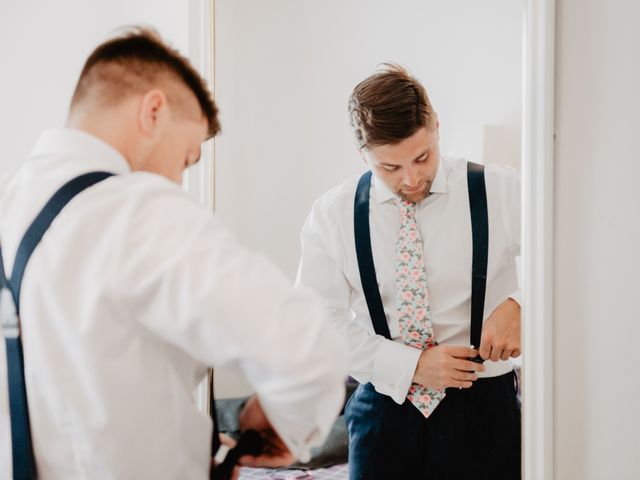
[0,128,348,479]
[296,156,520,404]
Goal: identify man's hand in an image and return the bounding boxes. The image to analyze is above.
[237,396,295,468]
[479,298,521,362]
[413,345,485,390]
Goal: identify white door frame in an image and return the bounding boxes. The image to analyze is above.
[187,1,557,477]
[186,0,216,212]
[522,0,556,479]
[186,0,216,414]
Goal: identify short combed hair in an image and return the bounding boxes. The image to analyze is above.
[71,26,220,137]
[348,63,435,149]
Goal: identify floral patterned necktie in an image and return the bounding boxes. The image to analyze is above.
[395,198,446,418]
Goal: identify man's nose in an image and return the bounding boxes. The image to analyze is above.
[403,166,419,187]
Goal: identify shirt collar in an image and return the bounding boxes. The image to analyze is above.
[30,128,132,175]
[372,157,449,205]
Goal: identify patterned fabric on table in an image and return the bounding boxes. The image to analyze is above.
[238,464,348,479]
[395,198,446,418]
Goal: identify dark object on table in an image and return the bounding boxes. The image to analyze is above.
[211,429,264,480]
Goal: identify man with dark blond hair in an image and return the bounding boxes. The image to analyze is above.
[297,64,521,479]
[0,27,347,479]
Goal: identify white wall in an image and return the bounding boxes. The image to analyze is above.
[555,0,640,478]
[0,1,189,174]
[214,0,523,280]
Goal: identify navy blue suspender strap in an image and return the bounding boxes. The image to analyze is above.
[354,170,392,340]
[0,251,34,480]
[466,162,490,362]
[0,171,114,480]
[353,162,489,357]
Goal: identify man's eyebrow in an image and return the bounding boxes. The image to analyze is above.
[378,149,430,167]
[412,149,430,162]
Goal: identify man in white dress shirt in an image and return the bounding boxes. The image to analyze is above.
[0,28,348,479]
[296,64,521,478]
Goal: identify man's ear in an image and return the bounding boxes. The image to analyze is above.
[139,89,169,138]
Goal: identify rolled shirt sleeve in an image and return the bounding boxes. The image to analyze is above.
[371,338,422,404]
[508,289,522,307]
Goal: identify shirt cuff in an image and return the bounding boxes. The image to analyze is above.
[258,381,345,463]
[509,289,522,307]
[371,338,422,404]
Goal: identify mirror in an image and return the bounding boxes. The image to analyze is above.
[188,0,556,477]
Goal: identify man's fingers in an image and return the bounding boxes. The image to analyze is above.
[481,338,521,362]
[446,345,479,359]
[452,358,485,373]
[479,337,492,360]
[489,346,503,362]
[451,370,478,382]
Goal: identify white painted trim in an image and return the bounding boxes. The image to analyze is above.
[185,0,216,212]
[187,0,216,414]
[522,0,555,479]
